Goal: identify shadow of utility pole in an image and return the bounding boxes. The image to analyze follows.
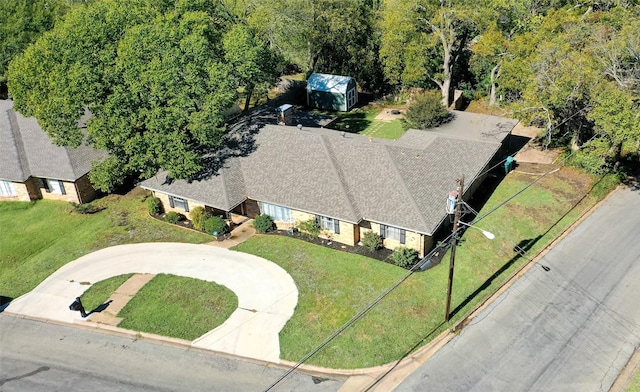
[449,236,543,319]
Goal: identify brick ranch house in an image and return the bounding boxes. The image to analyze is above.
[0,99,105,204]
[140,111,518,256]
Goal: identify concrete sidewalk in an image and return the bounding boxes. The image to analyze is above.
[4,243,298,363]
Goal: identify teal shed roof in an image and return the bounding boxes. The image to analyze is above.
[306,73,355,94]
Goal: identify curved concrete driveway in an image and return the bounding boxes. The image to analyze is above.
[5,243,298,363]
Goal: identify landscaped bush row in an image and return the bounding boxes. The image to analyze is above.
[253,214,275,233]
[146,199,229,236]
[148,202,419,267]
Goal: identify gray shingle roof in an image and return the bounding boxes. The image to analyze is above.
[141,117,509,235]
[0,100,105,182]
[430,110,519,143]
[306,73,355,94]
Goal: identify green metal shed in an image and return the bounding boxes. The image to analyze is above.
[306,73,358,112]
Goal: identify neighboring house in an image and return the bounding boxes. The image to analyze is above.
[140,112,518,256]
[307,73,358,112]
[0,100,104,204]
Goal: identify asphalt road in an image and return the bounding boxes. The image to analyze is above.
[0,315,343,392]
[395,185,640,391]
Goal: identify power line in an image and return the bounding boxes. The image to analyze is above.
[263,239,452,392]
[266,109,600,390]
[473,133,598,226]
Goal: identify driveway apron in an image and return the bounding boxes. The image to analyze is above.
[5,243,298,363]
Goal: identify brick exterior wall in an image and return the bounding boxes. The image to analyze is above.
[0,176,98,204]
[151,191,205,220]
[243,199,260,218]
[363,222,427,256]
[288,210,358,246]
[39,179,81,203]
[74,174,97,204]
[0,181,31,202]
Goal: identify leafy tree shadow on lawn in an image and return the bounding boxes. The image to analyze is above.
[327,111,372,134]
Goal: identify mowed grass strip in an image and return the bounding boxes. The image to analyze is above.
[80,273,134,311]
[233,168,616,369]
[232,235,429,368]
[360,119,405,140]
[116,274,238,341]
[0,189,212,303]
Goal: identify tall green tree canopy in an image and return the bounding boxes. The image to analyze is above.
[0,0,82,88]
[379,0,483,104]
[248,0,383,91]
[496,5,640,172]
[7,0,277,192]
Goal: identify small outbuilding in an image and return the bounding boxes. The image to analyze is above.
[306,73,357,112]
[275,104,293,125]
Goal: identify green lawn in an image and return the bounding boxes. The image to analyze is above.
[629,368,640,392]
[80,273,237,340]
[0,188,212,304]
[323,106,406,140]
[1,169,618,369]
[117,274,238,340]
[80,273,134,311]
[232,167,616,368]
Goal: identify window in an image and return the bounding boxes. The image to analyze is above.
[316,215,340,234]
[380,225,406,244]
[259,202,291,222]
[43,179,65,195]
[0,180,16,196]
[168,195,189,212]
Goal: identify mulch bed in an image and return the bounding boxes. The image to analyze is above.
[268,229,395,263]
[150,214,429,269]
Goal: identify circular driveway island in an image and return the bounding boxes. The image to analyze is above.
[5,243,298,363]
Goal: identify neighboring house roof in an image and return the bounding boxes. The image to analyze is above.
[141,115,512,235]
[0,100,105,182]
[429,110,519,143]
[306,73,355,95]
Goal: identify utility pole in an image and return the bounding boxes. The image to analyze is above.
[445,175,464,322]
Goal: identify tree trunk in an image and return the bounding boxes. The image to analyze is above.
[243,85,254,112]
[441,40,452,107]
[305,41,320,80]
[489,64,500,106]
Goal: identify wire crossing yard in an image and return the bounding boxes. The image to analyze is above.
[233,167,618,368]
[0,168,618,368]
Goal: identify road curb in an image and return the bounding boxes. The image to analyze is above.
[3,182,624,390]
[334,181,626,391]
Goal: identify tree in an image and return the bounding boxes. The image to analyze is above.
[404,91,451,129]
[0,0,79,89]
[223,24,280,111]
[585,82,640,168]
[496,5,640,170]
[379,0,482,105]
[7,1,247,192]
[248,0,383,91]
